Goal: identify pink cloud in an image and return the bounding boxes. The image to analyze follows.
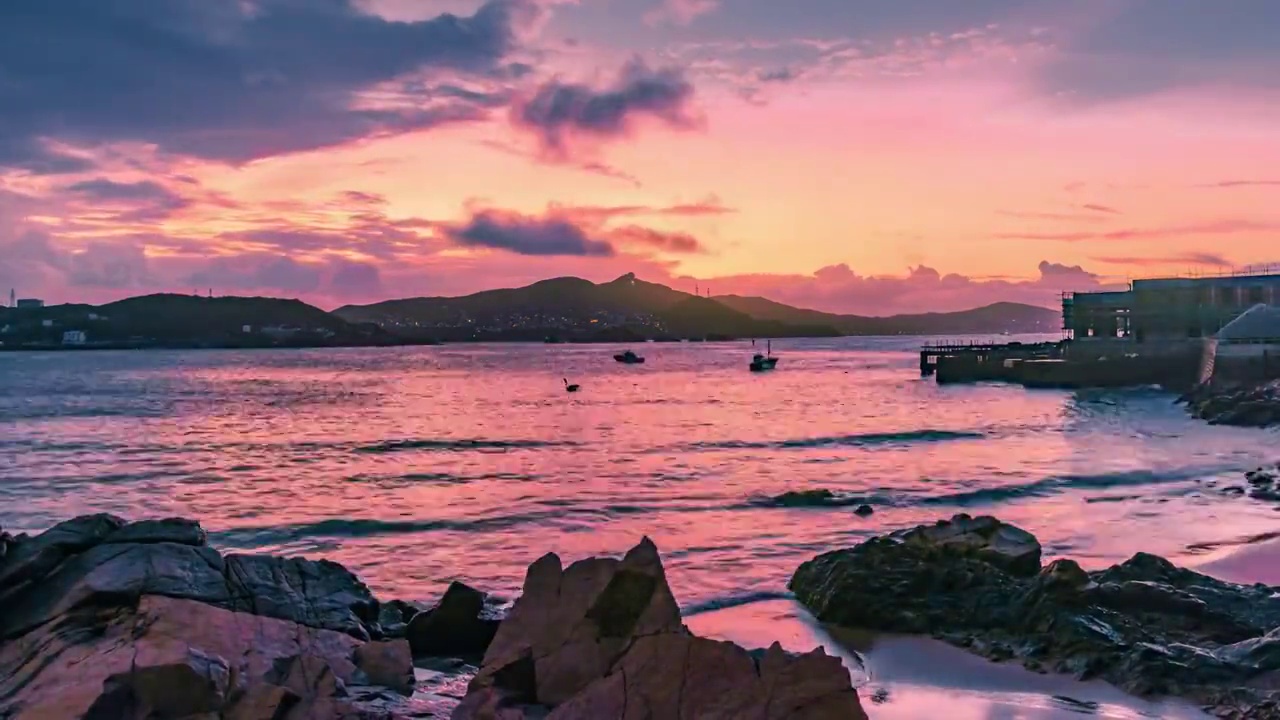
[689,260,1115,316]
[644,0,720,27]
[995,219,1280,242]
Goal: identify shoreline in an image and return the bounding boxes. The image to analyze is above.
[0,332,1051,353]
[5,512,1278,718]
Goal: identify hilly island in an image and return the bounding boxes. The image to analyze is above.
[0,273,1056,350]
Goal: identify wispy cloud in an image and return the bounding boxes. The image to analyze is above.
[1200,180,1280,189]
[1092,252,1233,267]
[644,0,720,27]
[995,219,1279,242]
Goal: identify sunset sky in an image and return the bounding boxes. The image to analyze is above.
[2,0,1279,314]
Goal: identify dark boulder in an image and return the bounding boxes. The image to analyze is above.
[1184,381,1280,428]
[406,581,501,659]
[790,516,1280,715]
[0,515,421,719]
[454,537,867,719]
[759,489,871,509]
[0,513,392,642]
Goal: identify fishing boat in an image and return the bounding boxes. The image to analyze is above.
[749,339,778,372]
[614,349,645,364]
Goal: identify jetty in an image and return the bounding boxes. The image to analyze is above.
[921,268,1280,389]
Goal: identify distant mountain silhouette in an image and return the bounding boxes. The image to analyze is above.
[0,294,398,349]
[713,295,1058,335]
[334,273,839,341]
[335,273,1058,340]
[0,276,1059,350]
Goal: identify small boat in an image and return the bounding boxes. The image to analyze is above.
[749,339,778,372]
[614,349,645,364]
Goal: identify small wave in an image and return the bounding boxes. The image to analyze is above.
[681,429,985,452]
[1187,530,1280,553]
[211,514,551,547]
[682,591,795,617]
[921,465,1233,508]
[355,438,581,454]
[345,471,536,485]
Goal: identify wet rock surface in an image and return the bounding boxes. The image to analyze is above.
[789,513,1280,718]
[407,582,502,661]
[758,489,877,510]
[2,517,863,720]
[0,514,430,719]
[454,537,867,719]
[1181,381,1280,427]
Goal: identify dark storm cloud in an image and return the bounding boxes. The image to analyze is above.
[513,58,698,156]
[446,211,617,256]
[0,0,532,169]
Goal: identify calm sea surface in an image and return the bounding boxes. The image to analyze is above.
[2,336,1277,609]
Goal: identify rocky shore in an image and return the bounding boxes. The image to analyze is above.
[789,513,1280,719]
[1180,380,1280,427]
[10,510,1280,718]
[0,515,866,719]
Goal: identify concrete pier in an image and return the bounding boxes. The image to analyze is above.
[919,341,1060,378]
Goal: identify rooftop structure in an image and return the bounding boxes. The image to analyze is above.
[1064,271,1280,342]
[15,298,44,309]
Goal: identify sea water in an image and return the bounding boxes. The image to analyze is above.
[2,337,1274,717]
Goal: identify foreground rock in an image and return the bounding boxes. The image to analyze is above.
[407,581,502,660]
[0,514,450,719]
[1181,380,1280,427]
[454,537,867,719]
[790,513,1280,718]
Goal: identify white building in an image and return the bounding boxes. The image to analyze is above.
[62,330,87,345]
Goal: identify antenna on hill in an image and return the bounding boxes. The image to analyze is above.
[208,288,213,298]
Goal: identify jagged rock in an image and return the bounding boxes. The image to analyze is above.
[225,683,301,720]
[377,599,424,640]
[455,538,866,720]
[82,647,233,719]
[548,638,865,720]
[893,513,1042,576]
[221,554,382,639]
[0,595,374,718]
[0,513,125,596]
[1184,381,1280,428]
[470,537,683,707]
[102,517,208,546]
[758,490,870,509]
[355,641,415,695]
[0,515,386,641]
[407,582,501,659]
[0,515,420,720]
[789,516,1280,716]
